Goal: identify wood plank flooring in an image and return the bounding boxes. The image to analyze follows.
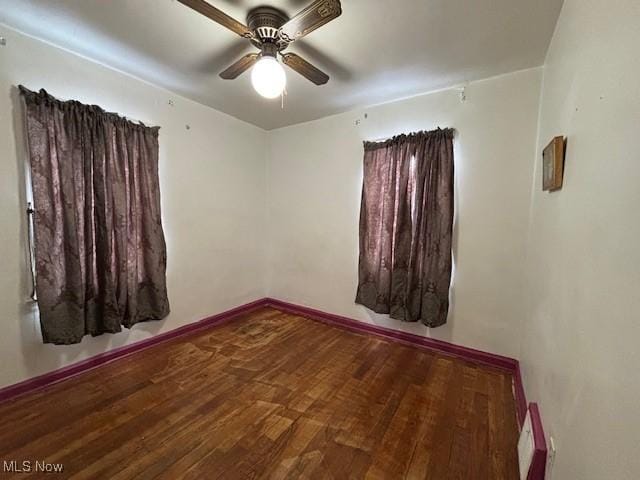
[0,307,519,479]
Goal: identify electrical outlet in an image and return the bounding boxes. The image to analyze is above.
[547,436,557,479]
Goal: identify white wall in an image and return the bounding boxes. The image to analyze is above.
[266,68,542,358]
[0,25,544,389]
[519,0,640,478]
[0,25,267,389]
[3,8,639,478]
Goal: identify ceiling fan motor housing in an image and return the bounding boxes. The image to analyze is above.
[247,7,289,48]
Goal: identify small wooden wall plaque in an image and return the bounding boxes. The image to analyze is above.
[542,136,565,191]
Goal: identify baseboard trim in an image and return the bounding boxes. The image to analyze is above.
[0,296,527,427]
[0,298,269,405]
[513,362,528,427]
[526,402,548,480]
[264,297,528,426]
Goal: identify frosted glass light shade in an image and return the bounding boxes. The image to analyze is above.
[251,56,286,99]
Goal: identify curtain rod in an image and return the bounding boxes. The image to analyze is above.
[366,128,456,144]
[368,136,390,143]
[17,85,151,127]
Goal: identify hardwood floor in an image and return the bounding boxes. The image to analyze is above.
[0,307,519,479]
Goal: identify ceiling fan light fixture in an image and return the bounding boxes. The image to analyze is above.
[177,1,342,92]
[251,56,286,99]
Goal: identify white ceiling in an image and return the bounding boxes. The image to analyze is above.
[1,0,563,130]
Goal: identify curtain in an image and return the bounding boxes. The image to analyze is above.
[355,128,454,327]
[20,86,170,345]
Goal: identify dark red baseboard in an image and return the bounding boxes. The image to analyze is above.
[0,298,269,405]
[264,298,527,426]
[0,297,527,426]
[526,402,548,480]
[513,363,528,427]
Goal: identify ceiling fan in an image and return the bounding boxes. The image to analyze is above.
[178,0,342,98]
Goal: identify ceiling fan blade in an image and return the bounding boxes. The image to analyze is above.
[281,53,329,85]
[219,53,259,79]
[178,0,253,38]
[279,0,342,42]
